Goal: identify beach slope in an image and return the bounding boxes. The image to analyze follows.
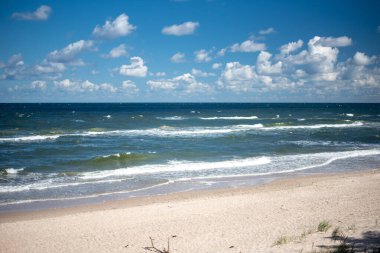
[1,170,379,253]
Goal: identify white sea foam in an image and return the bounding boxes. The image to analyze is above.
[0,122,366,144]
[157,116,187,120]
[346,113,354,117]
[200,116,258,120]
[0,135,60,143]
[79,156,271,180]
[262,121,363,130]
[0,178,127,193]
[5,168,24,174]
[172,149,380,181]
[101,152,131,158]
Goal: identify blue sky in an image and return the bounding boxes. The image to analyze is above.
[1,0,380,102]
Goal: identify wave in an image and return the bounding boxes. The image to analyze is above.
[79,156,271,180]
[261,121,363,130]
[64,152,152,169]
[199,116,258,120]
[0,135,60,143]
[156,116,187,120]
[166,149,380,181]
[1,149,379,195]
[0,122,366,143]
[5,168,24,174]
[0,178,127,193]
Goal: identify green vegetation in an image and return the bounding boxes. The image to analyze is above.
[318,220,332,232]
[274,235,290,246]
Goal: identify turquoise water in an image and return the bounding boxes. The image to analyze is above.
[0,103,380,211]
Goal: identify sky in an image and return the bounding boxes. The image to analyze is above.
[0,0,380,103]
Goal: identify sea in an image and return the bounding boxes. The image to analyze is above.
[0,103,379,212]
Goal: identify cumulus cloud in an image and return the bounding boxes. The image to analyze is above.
[259,27,275,35]
[122,80,139,94]
[212,63,222,69]
[55,79,117,92]
[99,83,117,93]
[171,52,185,63]
[0,54,25,80]
[103,44,128,58]
[194,49,212,62]
[230,40,266,53]
[119,57,148,77]
[317,36,352,47]
[162,21,199,36]
[147,73,211,93]
[280,40,303,55]
[48,40,95,63]
[216,35,380,96]
[217,62,257,92]
[12,5,51,21]
[93,13,136,39]
[256,51,283,75]
[31,80,47,89]
[191,68,215,77]
[155,72,166,77]
[353,52,375,66]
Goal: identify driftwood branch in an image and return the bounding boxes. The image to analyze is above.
[143,236,170,253]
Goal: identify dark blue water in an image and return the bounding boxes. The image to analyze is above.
[1,103,380,211]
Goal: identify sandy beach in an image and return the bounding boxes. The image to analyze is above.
[1,170,379,253]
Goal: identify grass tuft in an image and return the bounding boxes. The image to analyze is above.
[274,235,290,246]
[318,220,331,232]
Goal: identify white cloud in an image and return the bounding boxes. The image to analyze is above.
[54,79,78,91]
[216,35,380,96]
[259,27,275,35]
[147,80,177,91]
[217,48,227,57]
[103,44,127,58]
[35,61,65,74]
[212,63,222,69]
[353,52,375,66]
[147,73,211,93]
[93,13,136,39]
[217,62,257,92]
[256,51,283,75]
[48,40,94,63]
[171,52,185,63]
[156,72,166,77]
[55,79,117,92]
[119,57,148,77]
[230,40,266,53]
[100,83,117,93]
[317,36,352,47]
[31,80,47,89]
[191,68,215,77]
[122,80,139,94]
[162,21,199,36]
[280,40,303,54]
[0,54,26,80]
[194,49,212,62]
[12,5,51,21]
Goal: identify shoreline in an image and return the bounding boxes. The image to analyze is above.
[1,169,380,252]
[0,169,377,221]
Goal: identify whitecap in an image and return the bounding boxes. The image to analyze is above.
[80,156,271,180]
[0,135,60,143]
[5,168,24,174]
[199,116,258,120]
[156,116,187,120]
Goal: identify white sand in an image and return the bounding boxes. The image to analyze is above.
[1,170,379,253]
